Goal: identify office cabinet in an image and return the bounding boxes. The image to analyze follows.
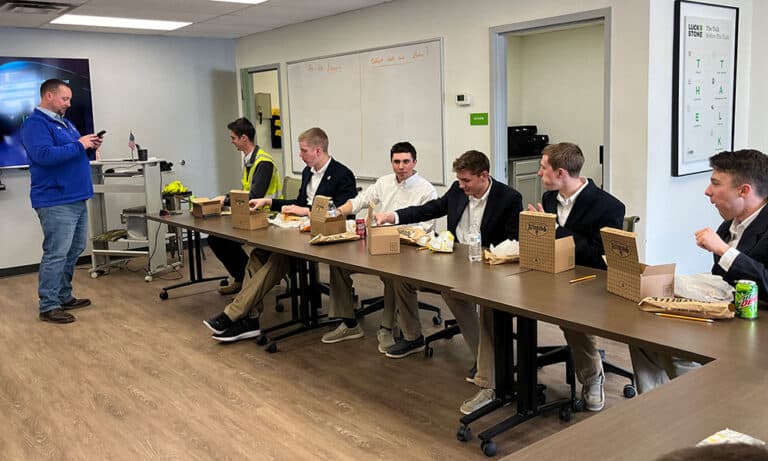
[509,157,542,207]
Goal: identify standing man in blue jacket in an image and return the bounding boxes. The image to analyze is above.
[21,78,103,324]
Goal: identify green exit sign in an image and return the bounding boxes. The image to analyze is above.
[470,113,488,126]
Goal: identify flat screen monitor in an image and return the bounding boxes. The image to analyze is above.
[0,57,94,169]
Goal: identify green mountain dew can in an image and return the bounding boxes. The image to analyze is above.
[735,280,758,320]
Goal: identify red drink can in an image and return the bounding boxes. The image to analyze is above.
[355,218,366,238]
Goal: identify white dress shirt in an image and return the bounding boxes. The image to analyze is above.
[718,203,767,271]
[556,177,588,227]
[351,172,438,232]
[455,180,492,244]
[305,156,332,206]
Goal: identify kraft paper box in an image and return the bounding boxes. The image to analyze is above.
[601,227,675,303]
[365,207,400,255]
[191,198,221,218]
[229,190,268,230]
[519,211,575,273]
[309,195,346,236]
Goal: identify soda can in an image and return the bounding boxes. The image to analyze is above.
[355,218,366,239]
[734,280,759,320]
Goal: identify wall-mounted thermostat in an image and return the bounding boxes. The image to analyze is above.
[456,93,472,106]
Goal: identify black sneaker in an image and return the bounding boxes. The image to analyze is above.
[203,312,233,334]
[61,297,91,310]
[212,317,261,343]
[385,335,425,359]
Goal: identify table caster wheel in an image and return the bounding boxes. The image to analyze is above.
[559,406,572,422]
[537,391,546,406]
[424,346,434,358]
[432,315,442,325]
[90,271,99,279]
[456,425,472,442]
[481,440,497,457]
[623,384,637,398]
[144,275,153,282]
[255,334,268,346]
[220,279,229,287]
[265,341,277,353]
[275,303,285,312]
[573,398,585,412]
[159,291,169,300]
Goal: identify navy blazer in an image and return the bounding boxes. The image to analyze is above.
[713,205,768,301]
[396,178,523,247]
[271,158,357,211]
[541,179,625,270]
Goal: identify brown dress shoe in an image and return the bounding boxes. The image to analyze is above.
[218,281,242,295]
[61,297,91,310]
[39,308,76,324]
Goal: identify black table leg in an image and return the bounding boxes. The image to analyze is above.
[158,229,228,299]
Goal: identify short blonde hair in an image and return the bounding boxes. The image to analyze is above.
[298,127,329,153]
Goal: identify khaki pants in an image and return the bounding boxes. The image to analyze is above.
[224,251,289,321]
[441,295,480,359]
[629,346,701,394]
[468,308,604,390]
[329,266,422,340]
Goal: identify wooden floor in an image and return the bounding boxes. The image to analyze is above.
[0,251,635,460]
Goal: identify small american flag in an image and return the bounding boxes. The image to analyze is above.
[128,131,136,153]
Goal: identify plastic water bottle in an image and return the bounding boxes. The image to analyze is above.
[468,232,482,262]
[327,201,337,218]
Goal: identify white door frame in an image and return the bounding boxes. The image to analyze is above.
[490,8,612,190]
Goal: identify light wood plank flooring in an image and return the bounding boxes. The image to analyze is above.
[0,252,634,460]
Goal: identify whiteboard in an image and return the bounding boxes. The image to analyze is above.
[287,40,445,184]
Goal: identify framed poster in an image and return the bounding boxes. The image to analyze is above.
[672,0,738,176]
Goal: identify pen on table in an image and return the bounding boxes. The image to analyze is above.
[655,313,714,323]
[569,274,597,284]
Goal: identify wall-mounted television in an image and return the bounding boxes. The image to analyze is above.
[0,57,94,169]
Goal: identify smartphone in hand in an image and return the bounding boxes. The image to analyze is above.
[96,130,106,138]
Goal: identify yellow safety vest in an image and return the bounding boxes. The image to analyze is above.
[242,148,282,199]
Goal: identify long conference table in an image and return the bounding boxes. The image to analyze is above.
[148,212,768,460]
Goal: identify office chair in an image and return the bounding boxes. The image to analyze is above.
[598,215,640,398]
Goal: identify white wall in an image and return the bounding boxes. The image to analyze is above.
[748,0,768,152]
[507,24,605,183]
[645,0,753,274]
[0,27,237,269]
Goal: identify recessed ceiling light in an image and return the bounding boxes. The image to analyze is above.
[209,0,269,4]
[51,14,191,31]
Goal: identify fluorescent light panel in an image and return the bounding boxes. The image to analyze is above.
[209,0,269,4]
[51,14,191,31]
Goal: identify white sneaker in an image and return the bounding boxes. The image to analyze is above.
[321,323,364,344]
[582,373,605,411]
[377,327,395,353]
[459,388,495,415]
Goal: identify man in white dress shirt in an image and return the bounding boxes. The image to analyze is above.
[321,142,438,352]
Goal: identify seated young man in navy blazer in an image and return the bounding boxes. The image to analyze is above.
[375,150,523,362]
[631,149,768,393]
[203,127,357,342]
[461,142,625,415]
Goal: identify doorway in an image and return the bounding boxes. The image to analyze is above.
[241,65,285,177]
[490,9,611,205]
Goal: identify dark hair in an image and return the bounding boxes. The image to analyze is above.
[709,149,768,198]
[298,127,329,152]
[390,141,417,160]
[227,117,256,143]
[39,78,69,98]
[655,443,768,461]
[452,150,490,175]
[542,142,584,177]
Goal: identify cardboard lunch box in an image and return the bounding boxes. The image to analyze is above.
[365,207,400,255]
[519,211,575,273]
[229,190,268,230]
[601,227,675,303]
[309,195,346,236]
[191,197,222,218]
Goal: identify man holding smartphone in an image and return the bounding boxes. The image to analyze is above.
[21,78,103,324]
